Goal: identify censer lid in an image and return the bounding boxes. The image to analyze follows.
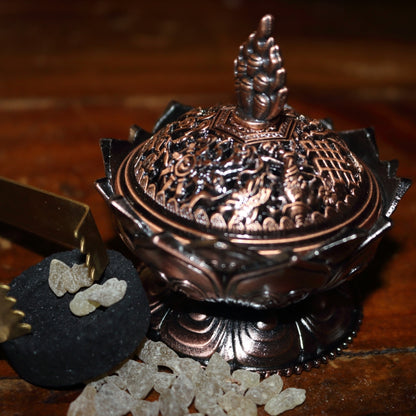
[115,15,380,245]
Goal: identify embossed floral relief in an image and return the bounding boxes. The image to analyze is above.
[133,106,363,235]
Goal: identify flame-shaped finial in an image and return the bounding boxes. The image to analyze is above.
[234,15,288,123]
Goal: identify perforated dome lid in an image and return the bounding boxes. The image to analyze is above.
[114,16,380,253]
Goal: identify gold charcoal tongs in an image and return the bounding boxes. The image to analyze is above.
[0,176,108,341]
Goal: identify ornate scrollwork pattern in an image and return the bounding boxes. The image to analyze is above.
[133,106,364,235]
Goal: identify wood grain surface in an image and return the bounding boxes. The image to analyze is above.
[0,1,415,415]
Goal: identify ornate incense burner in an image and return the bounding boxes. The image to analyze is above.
[97,16,409,373]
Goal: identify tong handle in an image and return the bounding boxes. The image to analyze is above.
[0,176,108,281]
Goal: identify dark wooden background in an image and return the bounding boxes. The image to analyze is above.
[0,1,415,415]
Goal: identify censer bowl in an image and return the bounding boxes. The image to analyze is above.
[96,15,410,373]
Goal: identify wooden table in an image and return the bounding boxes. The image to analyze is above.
[0,1,415,415]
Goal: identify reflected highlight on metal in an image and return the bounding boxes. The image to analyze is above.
[96,15,410,372]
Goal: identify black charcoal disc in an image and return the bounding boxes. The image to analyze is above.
[1,249,150,388]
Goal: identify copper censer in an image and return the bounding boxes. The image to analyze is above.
[96,15,410,375]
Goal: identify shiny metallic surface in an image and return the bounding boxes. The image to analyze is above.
[142,266,362,376]
[122,106,379,242]
[96,15,410,371]
[0,284,31,343]
[0,176,108,282]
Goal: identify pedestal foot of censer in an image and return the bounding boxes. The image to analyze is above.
[143,268,362,376]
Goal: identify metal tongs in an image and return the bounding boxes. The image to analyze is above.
[0,176,108,341]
